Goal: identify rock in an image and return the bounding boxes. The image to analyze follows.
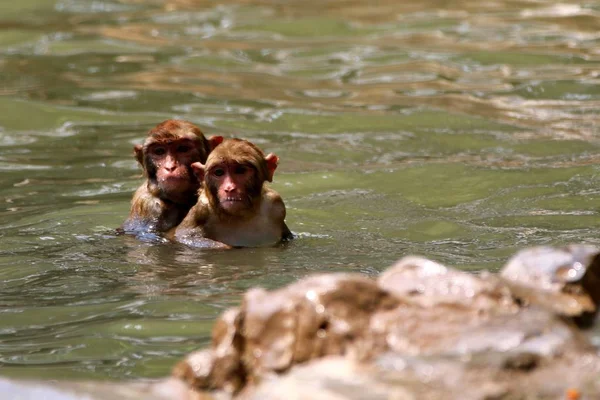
[174,308,245,393]
[175,274,400,393]
[241,274,399,371]
[378,255,517,312]
[245,343,600,400]
[243,356,418,400]
[500,245,600,323]
[170,245,600,399]
[371,302,588,358]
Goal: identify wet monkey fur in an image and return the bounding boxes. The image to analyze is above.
[122,120,223,233]
[174,139,292,248]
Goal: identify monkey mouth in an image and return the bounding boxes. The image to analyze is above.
[220,197,250,214]
[160,174,189,182]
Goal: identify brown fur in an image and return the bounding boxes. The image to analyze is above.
[122,119,222,233]
[173,139,292,248]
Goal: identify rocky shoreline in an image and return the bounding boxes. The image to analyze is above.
[5,245,600,399]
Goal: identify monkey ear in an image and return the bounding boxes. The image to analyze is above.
[265,153,279,182]
[191,162,206,182]
[208,136,224,151]
[134,145,144,166]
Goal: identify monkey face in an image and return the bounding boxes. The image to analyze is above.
[148,139,202,203]
[207,162,258,216]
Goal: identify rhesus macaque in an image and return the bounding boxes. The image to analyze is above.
[173,138,292,248]
[122,119,223,233]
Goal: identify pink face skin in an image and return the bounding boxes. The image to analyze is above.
[209,162,255,215]
[149,139,200,197]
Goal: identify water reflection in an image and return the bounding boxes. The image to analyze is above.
[0,0,599,380]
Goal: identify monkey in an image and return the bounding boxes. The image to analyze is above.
[173,138,292,248]
[122,119,223,234]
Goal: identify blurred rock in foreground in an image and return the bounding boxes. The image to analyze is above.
[5,245,600,399]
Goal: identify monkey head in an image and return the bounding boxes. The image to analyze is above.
[134,119,223,205]
[192,139,278,217]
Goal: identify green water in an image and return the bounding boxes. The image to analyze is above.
[1,0,600,380]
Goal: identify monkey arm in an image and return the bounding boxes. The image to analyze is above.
[176,235,231,249]
[122,184,163,232]
[172,198,231,249]
[123,184,189,233]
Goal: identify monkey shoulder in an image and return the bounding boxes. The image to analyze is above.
[261,187,286,222]
[261,187,292,241]
[130,183,150,205]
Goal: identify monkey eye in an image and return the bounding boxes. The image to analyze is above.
[152,147,166,156]
[213,168,225,177]
[176,145,191,153]
[234,165,248,175]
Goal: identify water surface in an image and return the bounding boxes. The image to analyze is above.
[1,0,600,379]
